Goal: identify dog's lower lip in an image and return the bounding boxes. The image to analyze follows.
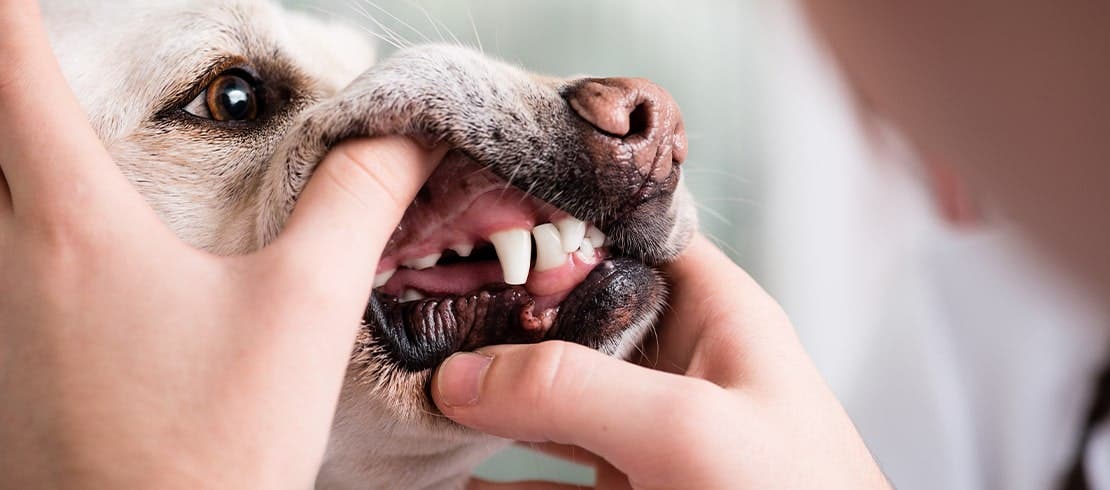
[362,257,659,371]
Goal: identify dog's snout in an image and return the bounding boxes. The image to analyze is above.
[565,78,687,184]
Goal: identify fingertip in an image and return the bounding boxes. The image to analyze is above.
[432,351,494,410]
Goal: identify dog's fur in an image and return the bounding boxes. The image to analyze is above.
[42,1,695,488]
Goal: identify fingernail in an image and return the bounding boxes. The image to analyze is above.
[435,352,493,408]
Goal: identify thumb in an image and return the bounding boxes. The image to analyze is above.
[431,341,736,483]
[263,136,445,284]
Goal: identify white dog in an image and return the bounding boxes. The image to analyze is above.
[42,1,695,487]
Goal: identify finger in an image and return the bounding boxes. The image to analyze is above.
[648,233,798,387]
[261,136,445,291]
[0,2,138,216]
[432,342,742,485]
[467,479,587,490]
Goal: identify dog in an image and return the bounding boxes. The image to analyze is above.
[43,1,696,487]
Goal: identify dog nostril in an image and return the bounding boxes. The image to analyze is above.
[626,103,650,138]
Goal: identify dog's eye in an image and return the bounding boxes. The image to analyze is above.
[183,73,258,122]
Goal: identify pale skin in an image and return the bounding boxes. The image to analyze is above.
[4,1,1109,490]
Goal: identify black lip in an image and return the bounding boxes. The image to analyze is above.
[363,257,662,371]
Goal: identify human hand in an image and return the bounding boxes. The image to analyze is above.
[430,234,890,489]
[0,3,443,488]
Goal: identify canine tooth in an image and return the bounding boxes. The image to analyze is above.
[555,217,587,253]
[576,239,597,263]
[489,228,531,285]
[449,243,474,257]
[403,253,441,270]
[373,269,396,288]
[532,223,567,271]
[586,225,606,248]
[400,289,425,303]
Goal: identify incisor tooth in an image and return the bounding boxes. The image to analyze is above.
[586,225,606,248]
[400,289,425,303]
[373,269,396,288]
[403,253,441,270]
[532,223,567,271]
[576,239,597,263]
[489,228,531,285]
[449,243,474,257]
[555,217,587,253]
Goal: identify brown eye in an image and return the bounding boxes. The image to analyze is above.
[205,74,257,121]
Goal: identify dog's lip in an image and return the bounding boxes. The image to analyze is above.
[362,256,653,371]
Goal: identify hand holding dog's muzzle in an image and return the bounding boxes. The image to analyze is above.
[432,235,891,489]
[0,3,444,487]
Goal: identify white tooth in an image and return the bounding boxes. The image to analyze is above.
[586,225,606,248]
[532,223,568,271]
[555,217,587,253]
[373,269,396,288]
[489,228,531,285]
[402,253,441,270]
[400,289,425,303]
[576,238,597,263]
[449,243,474,257]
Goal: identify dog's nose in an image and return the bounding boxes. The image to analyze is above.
[565,78,687,185]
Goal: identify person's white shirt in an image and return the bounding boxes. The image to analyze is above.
[759,2,1110,487]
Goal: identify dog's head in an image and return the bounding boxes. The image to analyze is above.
[45,1,696,487]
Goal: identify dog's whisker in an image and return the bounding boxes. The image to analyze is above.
[351,1,412,50]
[519,181,538,204]
[463,162,499,179]
[682,167,751,184]
[305,5,338,20]
[348,2,401,48]
[693,201,734,227]
[353,23,404,51]
[466,7,484,54]
[362,0,433,45]
[498,159,525,200]
[699,197,760,207]
[407,0,446,44]
[426,7,463,47]
[704,232,742,258]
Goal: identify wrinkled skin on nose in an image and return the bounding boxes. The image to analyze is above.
[563,77,688,202]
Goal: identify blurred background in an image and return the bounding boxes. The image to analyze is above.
[286,1,1110,488]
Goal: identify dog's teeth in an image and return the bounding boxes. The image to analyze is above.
[449,243,474,257]
[532,223,567,271]
[586,225,606,248]
[489,228,531,285]
[555,217,587,253]
[403,253,441,270]
[576,238,597,263]
[400,289,425,303]
[373,268,396,288]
